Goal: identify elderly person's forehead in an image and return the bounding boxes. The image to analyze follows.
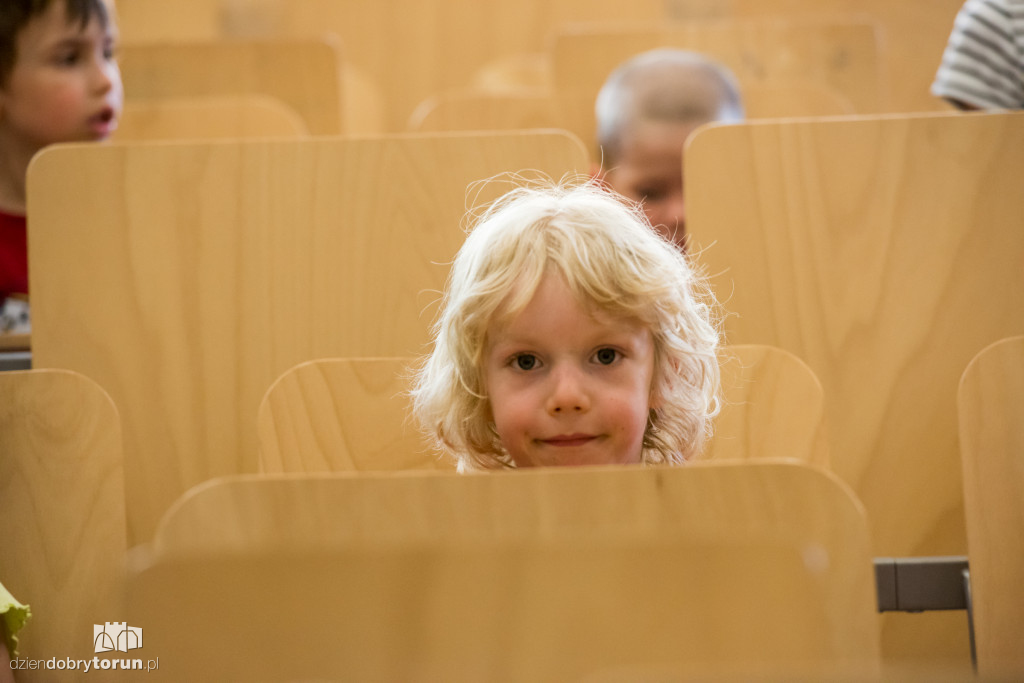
[623,59,733,118]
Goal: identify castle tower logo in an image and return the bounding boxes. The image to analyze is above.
[93,623,143,653]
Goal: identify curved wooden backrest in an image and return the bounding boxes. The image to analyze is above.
[689,0,966,114]
[27,131,588,545]
[470,53,553,93]
[133,463,878,680]
[957,336,1024,677]
[687,111,1024,556]
[115,95,308,142]
[709,344,828,467]
[686,111,1024,664]
[119,39,344,135]
[741,81,855,117]
[406,79,854,140]
[552,18,882,154]
[408,89,562,133]
[257,357,452,473]
[219,0,668,132]
[257,345,825,474]
[0,370,126,665]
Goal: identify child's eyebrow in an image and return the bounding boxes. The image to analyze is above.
[46,32,111,52]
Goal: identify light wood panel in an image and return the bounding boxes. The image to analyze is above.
[27,132,588,545]
[669,0,966,114]
[0,370,126,673]
[218,0,668,132]
[257,357,452,473]
[685,110,1024,664]
[115,95,308,142]
[958,336,1024,678]
[552,19,881,155]
[119,39,344,135]
[408,89,563,133]
[132,463,879,681]
[708,344,828,467]
[114,0,219,43]
[407,80,853,138]
[741,81,855,117]
[257,345,825,474]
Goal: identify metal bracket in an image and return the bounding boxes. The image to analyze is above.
[874,556,969,612]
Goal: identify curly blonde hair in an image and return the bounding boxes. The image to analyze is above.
[411,179,720,471]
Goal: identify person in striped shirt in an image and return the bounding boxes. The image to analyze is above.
[932,0,1024,109]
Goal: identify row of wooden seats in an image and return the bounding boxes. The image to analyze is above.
[684,110,1024,658]
[3,336,1020,678]
[114,0,964,129]
[111,17,880,142]
[116,95,308,142]
[19,111,1023,664]
[257,346,827,473]
[408,81,856,139]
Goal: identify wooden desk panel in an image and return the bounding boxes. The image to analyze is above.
[27,132,587,545]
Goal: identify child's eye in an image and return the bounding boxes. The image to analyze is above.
[56,49,80,66]
[594,348,618,365]
[512,354,539,371]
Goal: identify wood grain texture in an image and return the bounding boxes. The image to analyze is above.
[408,89,562,133]
[958,336,1024,677]
[741,81,855,117]
[0,370,126,673]
[258,357,453,473]
[686,111,1024,665]
[119,39,344,135]
[552,19,881,156]
[708,344,828,467]
[259,346,824,474]
[689,0,967,114]
[115,95,308,142]
[218,0,667,132]
[114,0,220,43]
[134,463,878,681]
[27,132,588,545]
[687,111,1024,557]
[407,81,852,137]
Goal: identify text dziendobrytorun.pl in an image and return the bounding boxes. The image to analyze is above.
[10,657,159,672]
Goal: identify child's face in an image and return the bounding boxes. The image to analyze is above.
[484,271,656,468]
[0,1,122,152]
[603,119,697,251]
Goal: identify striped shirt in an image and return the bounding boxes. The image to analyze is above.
[932,0,1024,109]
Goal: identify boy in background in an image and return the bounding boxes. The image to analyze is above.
[0,0,122,333]
[593,49,743,250]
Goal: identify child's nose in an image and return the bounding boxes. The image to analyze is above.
[545,364,590,414]
[91,60,117,93]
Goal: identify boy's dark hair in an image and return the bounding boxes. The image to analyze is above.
[0,0,109,86]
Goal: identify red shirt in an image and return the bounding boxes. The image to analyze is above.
[0,210,28,300]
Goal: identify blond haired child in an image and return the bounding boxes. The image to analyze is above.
[594,49,743,251]
[412,179,720,471]
[0,0,122,332]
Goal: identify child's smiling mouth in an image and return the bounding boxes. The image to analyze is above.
[540,434,598,447]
